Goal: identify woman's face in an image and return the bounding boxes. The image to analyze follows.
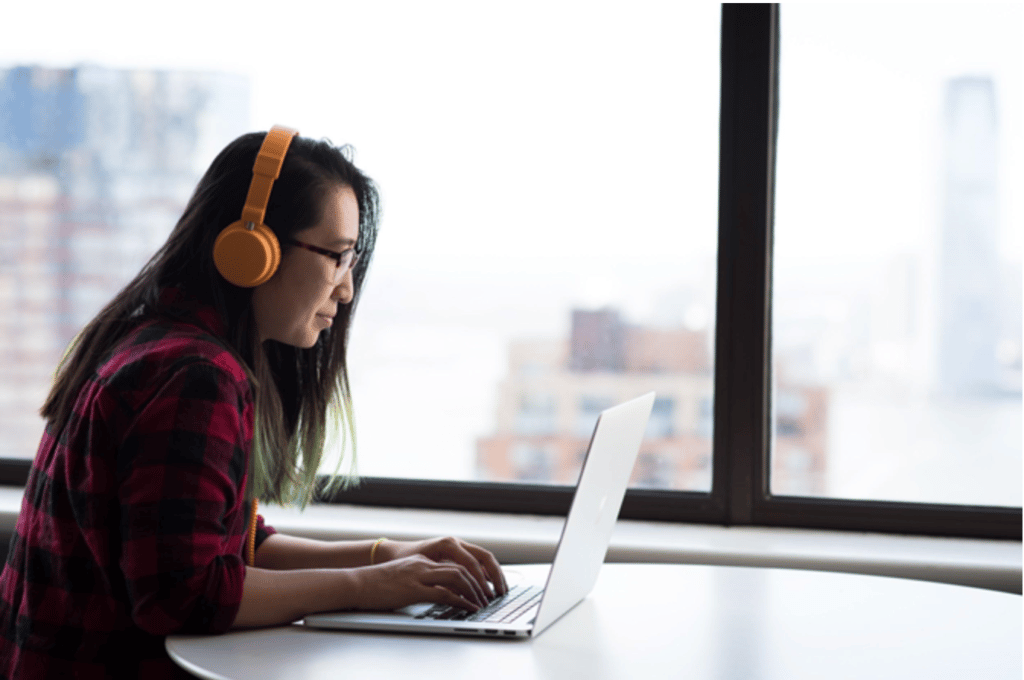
[252,184,360,348]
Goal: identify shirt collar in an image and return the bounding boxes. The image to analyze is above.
[154,287,230,339]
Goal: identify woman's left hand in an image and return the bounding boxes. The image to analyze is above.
[375,537,508,599]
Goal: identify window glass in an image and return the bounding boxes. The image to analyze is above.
[0,2,721,493]
[773,4,1022,505]
[344,4,722,491]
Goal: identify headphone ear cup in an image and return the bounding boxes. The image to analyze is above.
[213,221,281,287]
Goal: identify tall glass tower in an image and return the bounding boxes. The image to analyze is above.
[937,76,1000,397]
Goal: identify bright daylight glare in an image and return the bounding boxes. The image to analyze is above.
[0,1,1019,506]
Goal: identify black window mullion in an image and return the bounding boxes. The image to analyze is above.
[712,3,778,526]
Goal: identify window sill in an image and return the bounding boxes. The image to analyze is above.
[261,498,1021,594]
[1,486,1019,594]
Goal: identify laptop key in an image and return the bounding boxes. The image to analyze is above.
[437,607,470,620]
[468,586,543,623]
[416,604,454,620]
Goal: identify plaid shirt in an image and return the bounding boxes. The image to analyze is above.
[1,289,276,679]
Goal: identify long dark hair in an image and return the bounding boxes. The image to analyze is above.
[41,130,380,506]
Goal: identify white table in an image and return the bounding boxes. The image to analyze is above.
[168,563,1021,680]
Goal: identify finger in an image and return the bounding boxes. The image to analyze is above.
[463,544,508,596]
[480,554,508,596]
[432,585,481,613]
[445,544,496,599]
[431,563,489,608]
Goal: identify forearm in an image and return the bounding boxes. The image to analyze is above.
[234,553,489,628]
[232,565,364,629]
[254,532,381,570]
[234,535,505,627]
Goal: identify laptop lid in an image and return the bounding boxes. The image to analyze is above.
[530,391,655,636]
[302,391,655,637]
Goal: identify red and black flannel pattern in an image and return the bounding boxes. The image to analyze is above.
[0,289,275,679]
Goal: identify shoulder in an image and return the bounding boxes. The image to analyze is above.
[97,316,252,403]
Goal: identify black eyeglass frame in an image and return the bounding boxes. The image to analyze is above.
[286,238,360,281]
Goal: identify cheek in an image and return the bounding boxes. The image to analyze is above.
[254,275,304,333]
[277,261,319,305]
[260,256,336,335]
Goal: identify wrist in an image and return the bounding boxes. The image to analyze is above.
[369,537,389,565]
[345,566,371,611]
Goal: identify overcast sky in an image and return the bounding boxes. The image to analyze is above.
[2,1,1020,268]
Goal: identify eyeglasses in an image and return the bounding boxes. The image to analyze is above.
[286,238,360,285]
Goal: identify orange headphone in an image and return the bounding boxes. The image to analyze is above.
[213,125,299,287]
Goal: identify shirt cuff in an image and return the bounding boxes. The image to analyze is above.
[254,514,276,551]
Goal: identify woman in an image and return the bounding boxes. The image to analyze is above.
[0,127,506,679]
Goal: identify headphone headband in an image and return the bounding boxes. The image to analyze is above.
[240,125,298,227]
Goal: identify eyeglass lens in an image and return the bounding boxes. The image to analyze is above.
[333,251,358,284]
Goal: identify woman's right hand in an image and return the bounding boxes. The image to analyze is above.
[352,554,490,612]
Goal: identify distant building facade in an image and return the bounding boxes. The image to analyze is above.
[477,308,828,493]
[937,76,1003,396]
[0,65,249,458]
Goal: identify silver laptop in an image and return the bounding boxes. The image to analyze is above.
[304,391,655,639]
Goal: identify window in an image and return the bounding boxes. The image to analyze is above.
[513,393,558,437]
[1,4,1019,539]
[646,398,675,439]
[509,442,556,483]
[772,4,1022,507]
[335,7,722,491]
[575,396,616,438]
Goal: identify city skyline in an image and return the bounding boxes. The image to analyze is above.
[475,306,829,495]
[0,4,1019,506]
[0,64,249,459]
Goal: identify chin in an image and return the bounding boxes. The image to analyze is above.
[277,330,321,349]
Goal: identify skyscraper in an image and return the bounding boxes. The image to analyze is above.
[936,76,1001,396]
[0,64,249,458]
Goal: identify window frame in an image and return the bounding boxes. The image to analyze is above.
[0,4,1019,541]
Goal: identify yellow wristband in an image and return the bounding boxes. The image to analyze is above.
[370,537,388,565]
[247,498,259,567]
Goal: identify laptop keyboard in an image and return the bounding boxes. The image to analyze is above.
[416,584,543,624]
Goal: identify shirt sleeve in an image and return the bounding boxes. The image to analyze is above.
[255,514,276,550]
[114,356,252,636]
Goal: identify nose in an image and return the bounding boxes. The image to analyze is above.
[331,267,354,305]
